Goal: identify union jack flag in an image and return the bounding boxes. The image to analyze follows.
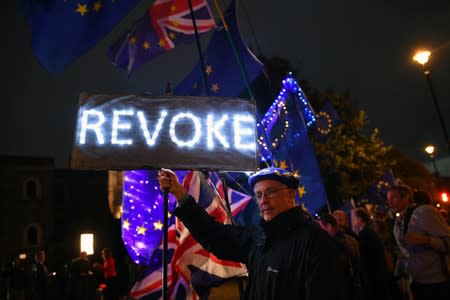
[130,171,250,299]
[151,0,215,50]
[109,0,215,74]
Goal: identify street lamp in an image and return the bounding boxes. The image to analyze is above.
[424,144,439,176]
[413,50,450,154]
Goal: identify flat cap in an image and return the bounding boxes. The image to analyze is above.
[248,167,300,189]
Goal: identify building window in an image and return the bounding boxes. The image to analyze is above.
[24,224,42,247]
[23,177,42,201]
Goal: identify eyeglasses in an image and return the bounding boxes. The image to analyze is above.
[255,188,290,201]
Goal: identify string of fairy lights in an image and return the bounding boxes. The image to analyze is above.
[258,72,316,162]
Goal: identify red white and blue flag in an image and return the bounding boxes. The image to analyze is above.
[109,0,215,74]
[151,0,215,50]
[130,171,250,299]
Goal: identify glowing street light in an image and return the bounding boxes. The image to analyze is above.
[413,50,450,154]
[425,145,435,157]
[424,144,439,176]
[413,50,431,65]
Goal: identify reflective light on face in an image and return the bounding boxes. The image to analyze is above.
[79,110,106,144]
[137,110,167,146]
[169,112,201,148]
[112,110,134,145]
[234,114,256,150]
[207,114,230,149]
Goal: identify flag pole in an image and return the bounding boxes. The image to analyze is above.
[211,0,272,169]
[211,0,254,100]
[162,188,169,300]
[218,172,236,225]
[188,0,210,95]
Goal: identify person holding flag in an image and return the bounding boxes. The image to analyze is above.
[158,167,346,299]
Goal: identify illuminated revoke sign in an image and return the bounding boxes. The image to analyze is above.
[71,94,258,171]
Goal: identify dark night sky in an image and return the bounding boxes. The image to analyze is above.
[2,0,450,171]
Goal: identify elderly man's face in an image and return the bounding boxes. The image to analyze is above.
[387,190,409,213]
[254,179,295,221]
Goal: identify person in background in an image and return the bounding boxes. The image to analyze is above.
[31,250,48,300]
[351,208,391,300]
[95,248,118,300]
[388,185,450,300]
[333,209,357,238]
[158,167,347,299]
[318,213,361,299]
[71,251,92,300]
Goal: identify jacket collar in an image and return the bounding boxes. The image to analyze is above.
[260,206,304,238]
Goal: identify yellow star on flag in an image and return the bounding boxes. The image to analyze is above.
[92,1,103,12]
[298,185,306,197]
[170,5,177,12]
[75,4,89,16]
[122,219,130,230]
[158,39,166,47]
[211,83,220,93]
[169,32,176,40]
[143,41,151,50]
[153,220,163,230]
[278,160,288,169]
[205,65,213,75]
[137,226,147,235]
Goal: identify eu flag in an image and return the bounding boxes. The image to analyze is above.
[28,0,140,73]
[359,169,396,205]
[174,0,264,97]
[109,0,215,74]
[315,100,340,142]
[259,75,328,214]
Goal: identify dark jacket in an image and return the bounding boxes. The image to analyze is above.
[175,195,346,300]
[357,225,391,300]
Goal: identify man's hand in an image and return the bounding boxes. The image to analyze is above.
[157,168,187,201]
[401,232,431,246]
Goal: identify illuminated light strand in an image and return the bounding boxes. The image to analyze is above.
[234,114,256,150]
[207,114,230,149]
[257,72,317,162]
[169,112,202,148]
[316,111,333,135]
[137,110,168,146]
[79,109,106,144]
[112,110,134,145]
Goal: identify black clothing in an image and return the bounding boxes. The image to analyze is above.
[410,280,450,300]
[175,195,346,300]
[31,262,48,300]
[357,226,391,300]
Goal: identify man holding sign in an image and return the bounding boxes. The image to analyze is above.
[158,167,346,299]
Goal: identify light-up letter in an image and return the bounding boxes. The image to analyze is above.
[79,110,106,144]
[207,114,230,149]
[169,112,201,148]
[137,110,168,146]
[112,110,134,145]
[234,114,256,150]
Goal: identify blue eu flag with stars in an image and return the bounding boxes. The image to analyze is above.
[28,0,140,73]
[259,76,328,214]
[174,0,264,97]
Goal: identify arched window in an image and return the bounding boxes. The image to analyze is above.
[23,177,41,201]
[24,224,42,247]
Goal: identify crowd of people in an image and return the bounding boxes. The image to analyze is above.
[1,248,123,300]
[2,166,449,300]
[159,166,450,300]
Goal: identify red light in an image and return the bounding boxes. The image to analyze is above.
[441,192,449,203]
